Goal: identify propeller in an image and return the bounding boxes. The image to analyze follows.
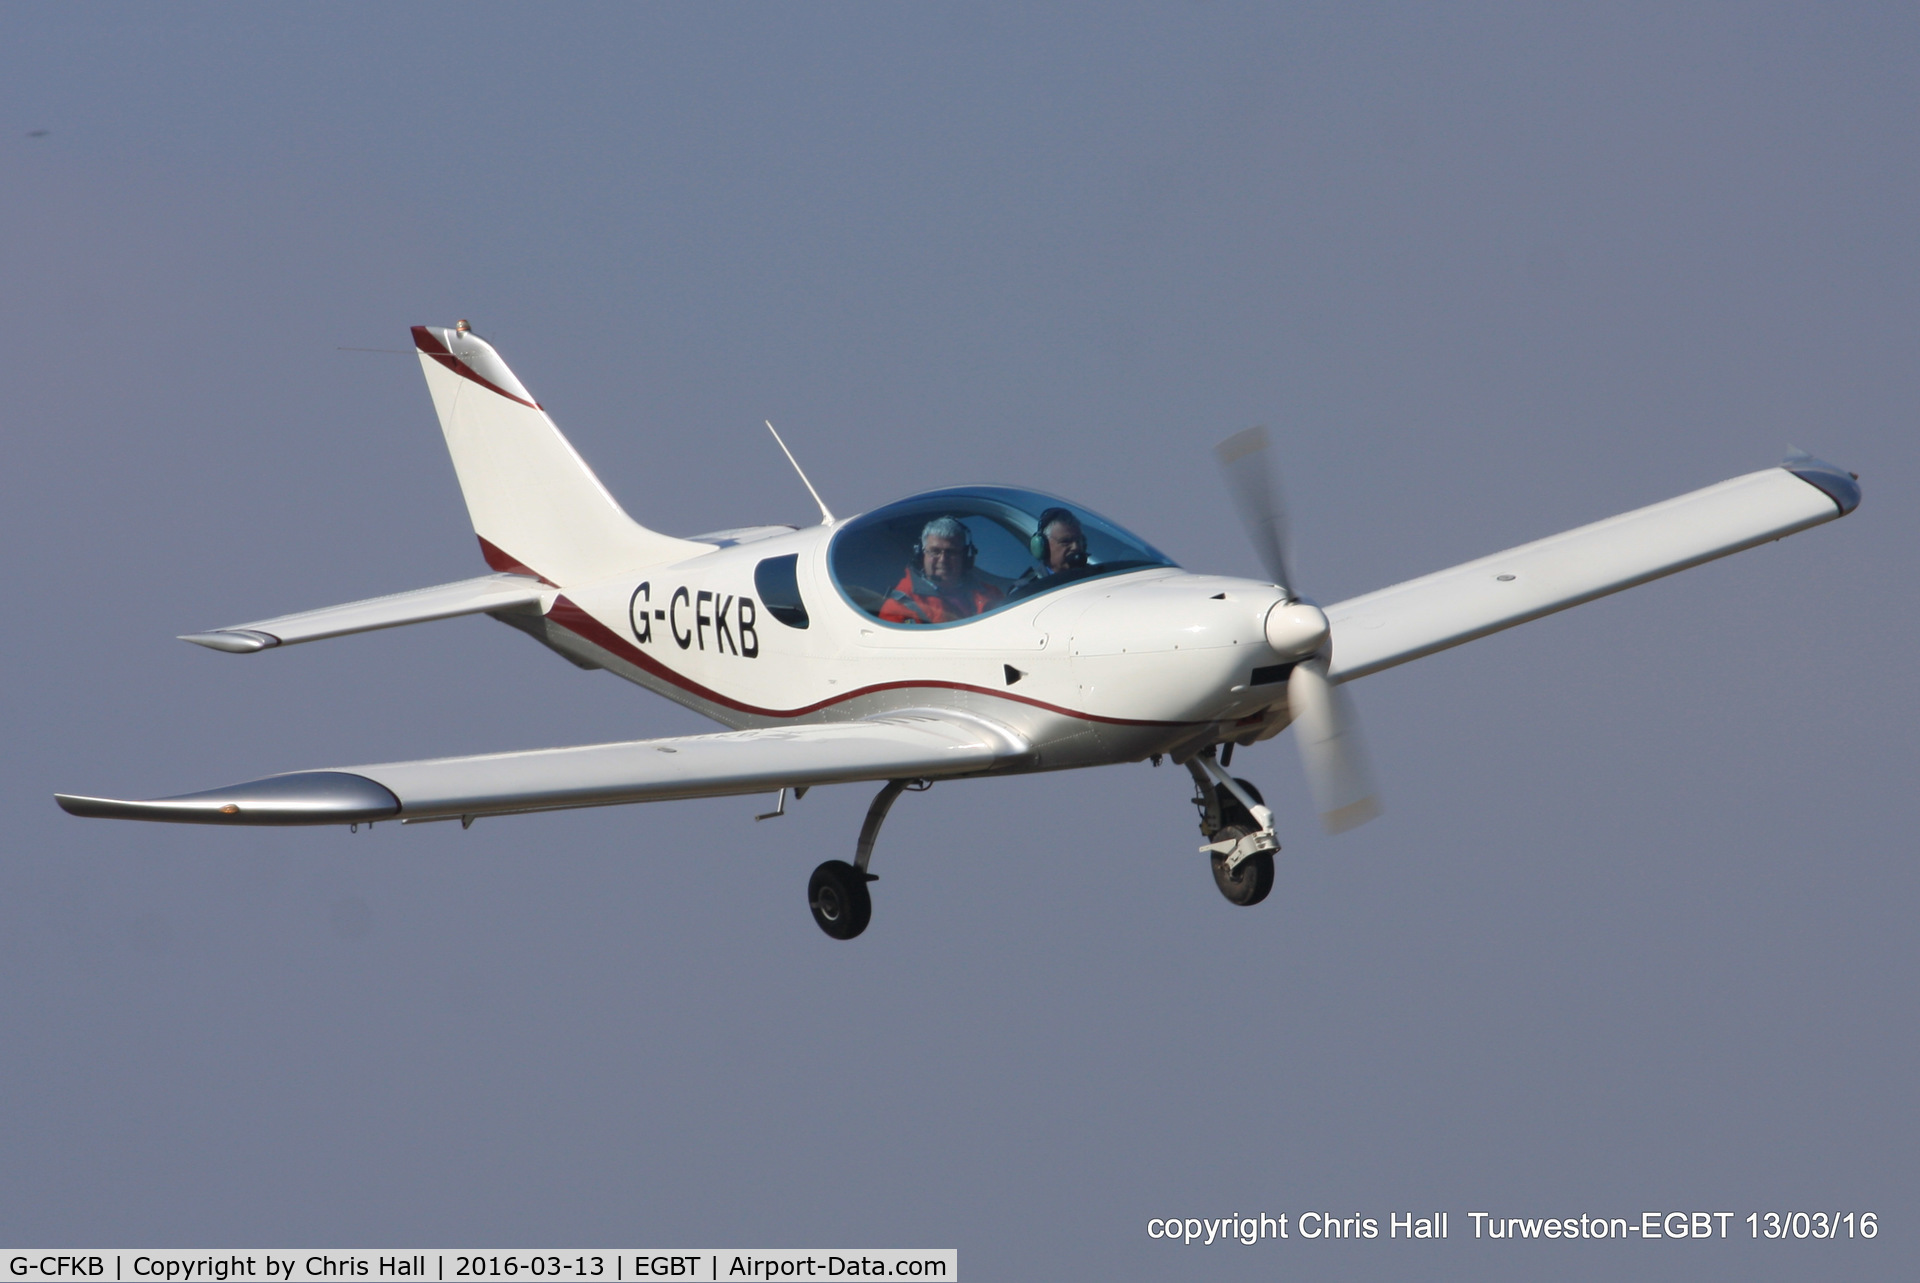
[1214,425,1295,598]
[1214,426,1381,833]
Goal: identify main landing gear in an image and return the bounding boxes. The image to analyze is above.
[807,860,873,940]
[1189,750,1279,907]
[808,778,927,940]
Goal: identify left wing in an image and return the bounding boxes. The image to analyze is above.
[56,710,1030,826]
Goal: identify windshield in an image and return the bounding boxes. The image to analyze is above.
[827,486,1177,627]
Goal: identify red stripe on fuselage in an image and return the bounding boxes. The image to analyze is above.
[411,325,544,411]
[544,594,1188,727]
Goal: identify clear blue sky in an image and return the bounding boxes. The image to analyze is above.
[2,5,1913,1278]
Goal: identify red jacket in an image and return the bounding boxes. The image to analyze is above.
[878,568,1004,624]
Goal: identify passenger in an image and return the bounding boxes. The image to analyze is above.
[879,516,1006,624]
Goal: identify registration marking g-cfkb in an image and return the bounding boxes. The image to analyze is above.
[630,581,759,657]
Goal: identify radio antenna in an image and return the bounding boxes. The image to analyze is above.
[764,420,835,525]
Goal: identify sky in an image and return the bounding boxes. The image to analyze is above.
[2,4,1914,1279]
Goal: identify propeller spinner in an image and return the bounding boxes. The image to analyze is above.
[1215,426,1381,833]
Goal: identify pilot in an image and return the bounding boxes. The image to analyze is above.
[1032,507,1088,576]
[1009,507,1090,598]
[879,516,1005,624]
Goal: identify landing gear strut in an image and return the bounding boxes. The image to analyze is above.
[1188,752,1278,907]
[808,778,926,940]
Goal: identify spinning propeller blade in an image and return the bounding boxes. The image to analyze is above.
[1287,657,1381,833]
[1215,425,1296,600]
[1217,425,1382,832]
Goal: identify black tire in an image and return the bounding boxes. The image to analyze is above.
[1214,777,1266,833]
[808,859,873,940]
[1210,828,1275,907]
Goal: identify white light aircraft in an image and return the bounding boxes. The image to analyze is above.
[58,323,1862,939]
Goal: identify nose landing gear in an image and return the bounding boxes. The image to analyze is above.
[1189,753,1279,907]
[1209,828,1275,906]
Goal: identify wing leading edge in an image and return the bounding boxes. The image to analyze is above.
[55,710,1030,826]
[1326,456,1860,682]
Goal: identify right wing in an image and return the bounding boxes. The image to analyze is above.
[55,710,1030,826]
[178,573,546,653]
[1327,455,1860,682]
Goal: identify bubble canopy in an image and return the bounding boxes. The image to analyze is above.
[827,486,1178,627]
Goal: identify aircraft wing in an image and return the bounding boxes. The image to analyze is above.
[178,574,547,653]
[55,710,1029,826]
[1326,456,1860,682]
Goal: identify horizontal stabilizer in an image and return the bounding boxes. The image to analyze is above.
[56,710,1030,826]
[1327,458,1860,682]
[180,574,545,652]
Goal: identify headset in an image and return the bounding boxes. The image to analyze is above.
[913,516,976,567]
[1029,507,1081,563]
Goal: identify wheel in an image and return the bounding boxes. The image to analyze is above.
[1210,828,1275,907]
[808,859,873,940]
[1214,777,1265,833]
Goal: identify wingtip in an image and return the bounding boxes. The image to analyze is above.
[1782,450,1862,517]
[179,630,278,653]
[54,772,400,825]
[55,793,114,818]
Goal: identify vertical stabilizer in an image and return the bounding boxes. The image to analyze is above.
[413,325,709,586]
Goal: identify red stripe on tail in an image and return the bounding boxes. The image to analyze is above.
[411,325,544,410]
[478,536,556,586]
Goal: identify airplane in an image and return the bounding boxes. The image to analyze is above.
[56,322,1863,939]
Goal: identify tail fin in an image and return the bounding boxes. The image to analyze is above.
[412,325,708,586]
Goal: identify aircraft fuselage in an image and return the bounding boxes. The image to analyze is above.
[519,522,1298,774]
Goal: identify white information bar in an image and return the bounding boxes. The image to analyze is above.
[3,1253,956,1282]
